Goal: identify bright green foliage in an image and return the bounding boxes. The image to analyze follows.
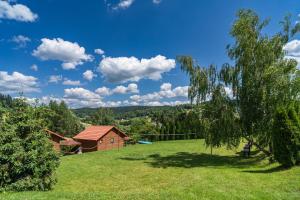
[272,104,300,167]
[129,117,159,142]
[201,86,241,149]
[0,98,59,191]
[47,101,84,137]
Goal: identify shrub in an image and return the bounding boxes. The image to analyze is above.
[0,99,59,191]
[272,104,300,167]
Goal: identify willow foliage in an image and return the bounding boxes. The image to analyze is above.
[178,9,300,153]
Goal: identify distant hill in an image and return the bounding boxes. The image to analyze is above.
[73,104,193,119]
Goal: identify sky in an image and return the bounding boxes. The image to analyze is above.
[0,0,299,108]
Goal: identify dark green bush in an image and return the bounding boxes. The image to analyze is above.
[0,99,59,191]
[272,104,300,167]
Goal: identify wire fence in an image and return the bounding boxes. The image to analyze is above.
[139,133,200,142]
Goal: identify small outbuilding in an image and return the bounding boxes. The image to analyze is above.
[46,129,65,152]
[46,129,81,153]
[73,126,129,153]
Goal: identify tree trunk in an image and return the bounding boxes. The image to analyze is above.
[244,137,271,156]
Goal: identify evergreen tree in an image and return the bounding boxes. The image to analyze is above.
[88,108,114,125]
[272,104,300,167]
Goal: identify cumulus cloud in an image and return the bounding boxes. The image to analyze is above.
[48,75,62,83]
[33,38,92,70]
[30,64,38,71]
[95,86,111,96]
[62,79,81,86]
[283,39,300,68]
[99,55,175,83]
[11,35,31,48]
[0,1,38,22]
[95,83,139,96]
[83,70,97,81]
[64,87,101,100]
[0,71,39,93]
[63,87,104,108]
[112,83,139,94]
[94,48,105,55]
[129,83,188,104]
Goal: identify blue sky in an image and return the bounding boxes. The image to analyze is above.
[0,0,299,108]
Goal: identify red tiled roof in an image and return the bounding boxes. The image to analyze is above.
[73,126,127,141]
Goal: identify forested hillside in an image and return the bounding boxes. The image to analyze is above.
[73,104,193,120]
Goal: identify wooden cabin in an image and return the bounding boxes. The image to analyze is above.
[46,129,65,152]
[46,130,81,153]
[73,126,129,153]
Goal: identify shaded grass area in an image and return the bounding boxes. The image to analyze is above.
[1,140,299,200]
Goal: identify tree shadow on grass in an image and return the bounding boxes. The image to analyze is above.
[241,165,289,173]
[120,152,266,169]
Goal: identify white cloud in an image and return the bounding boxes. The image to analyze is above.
[62,79,81,86]
[113,0,134,10]
[11,35,31,48]
[64,87,101,100]
[94,48,105,55]
[63,87,105,108]
[0,1,38,22]
[33,38,92,70]
[0,71,39,93]
[30,64,38,71]
[95,86,111,96]
[160,83,172,91]
[83,70,97,81]
[95,83,139,96]
[112,83,139,94]
[283,40,300,68]
[130,83,188,103]
[48,75,62,83]
[153,0,162,4]
[99,55,175,83]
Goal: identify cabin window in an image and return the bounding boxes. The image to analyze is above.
[110,138,115,144]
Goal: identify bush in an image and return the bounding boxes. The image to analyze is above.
[0,99,59,191]
[272,104,300,167]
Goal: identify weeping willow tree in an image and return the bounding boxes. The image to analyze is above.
[178,9,300,155]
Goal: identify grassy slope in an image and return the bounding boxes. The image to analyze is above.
[1,140,299,200]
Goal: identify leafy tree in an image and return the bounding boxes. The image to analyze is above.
[47,101,84,138]
[201,86,241,151]
[0,98,59,191]
[129,118,158,142]
[178,9,300,155]
[272,104,300,167]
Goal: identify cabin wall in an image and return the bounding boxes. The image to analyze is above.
[97,130,125,151]
[77,140,97,153]
[50,134,62,152]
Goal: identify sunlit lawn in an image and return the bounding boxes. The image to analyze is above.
[1,140,299,200]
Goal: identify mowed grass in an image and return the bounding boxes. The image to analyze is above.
[1,140,299,200]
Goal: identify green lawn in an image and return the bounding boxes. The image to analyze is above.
[1,140,299,200]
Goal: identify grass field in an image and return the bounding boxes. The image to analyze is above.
[1,140,299,200]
